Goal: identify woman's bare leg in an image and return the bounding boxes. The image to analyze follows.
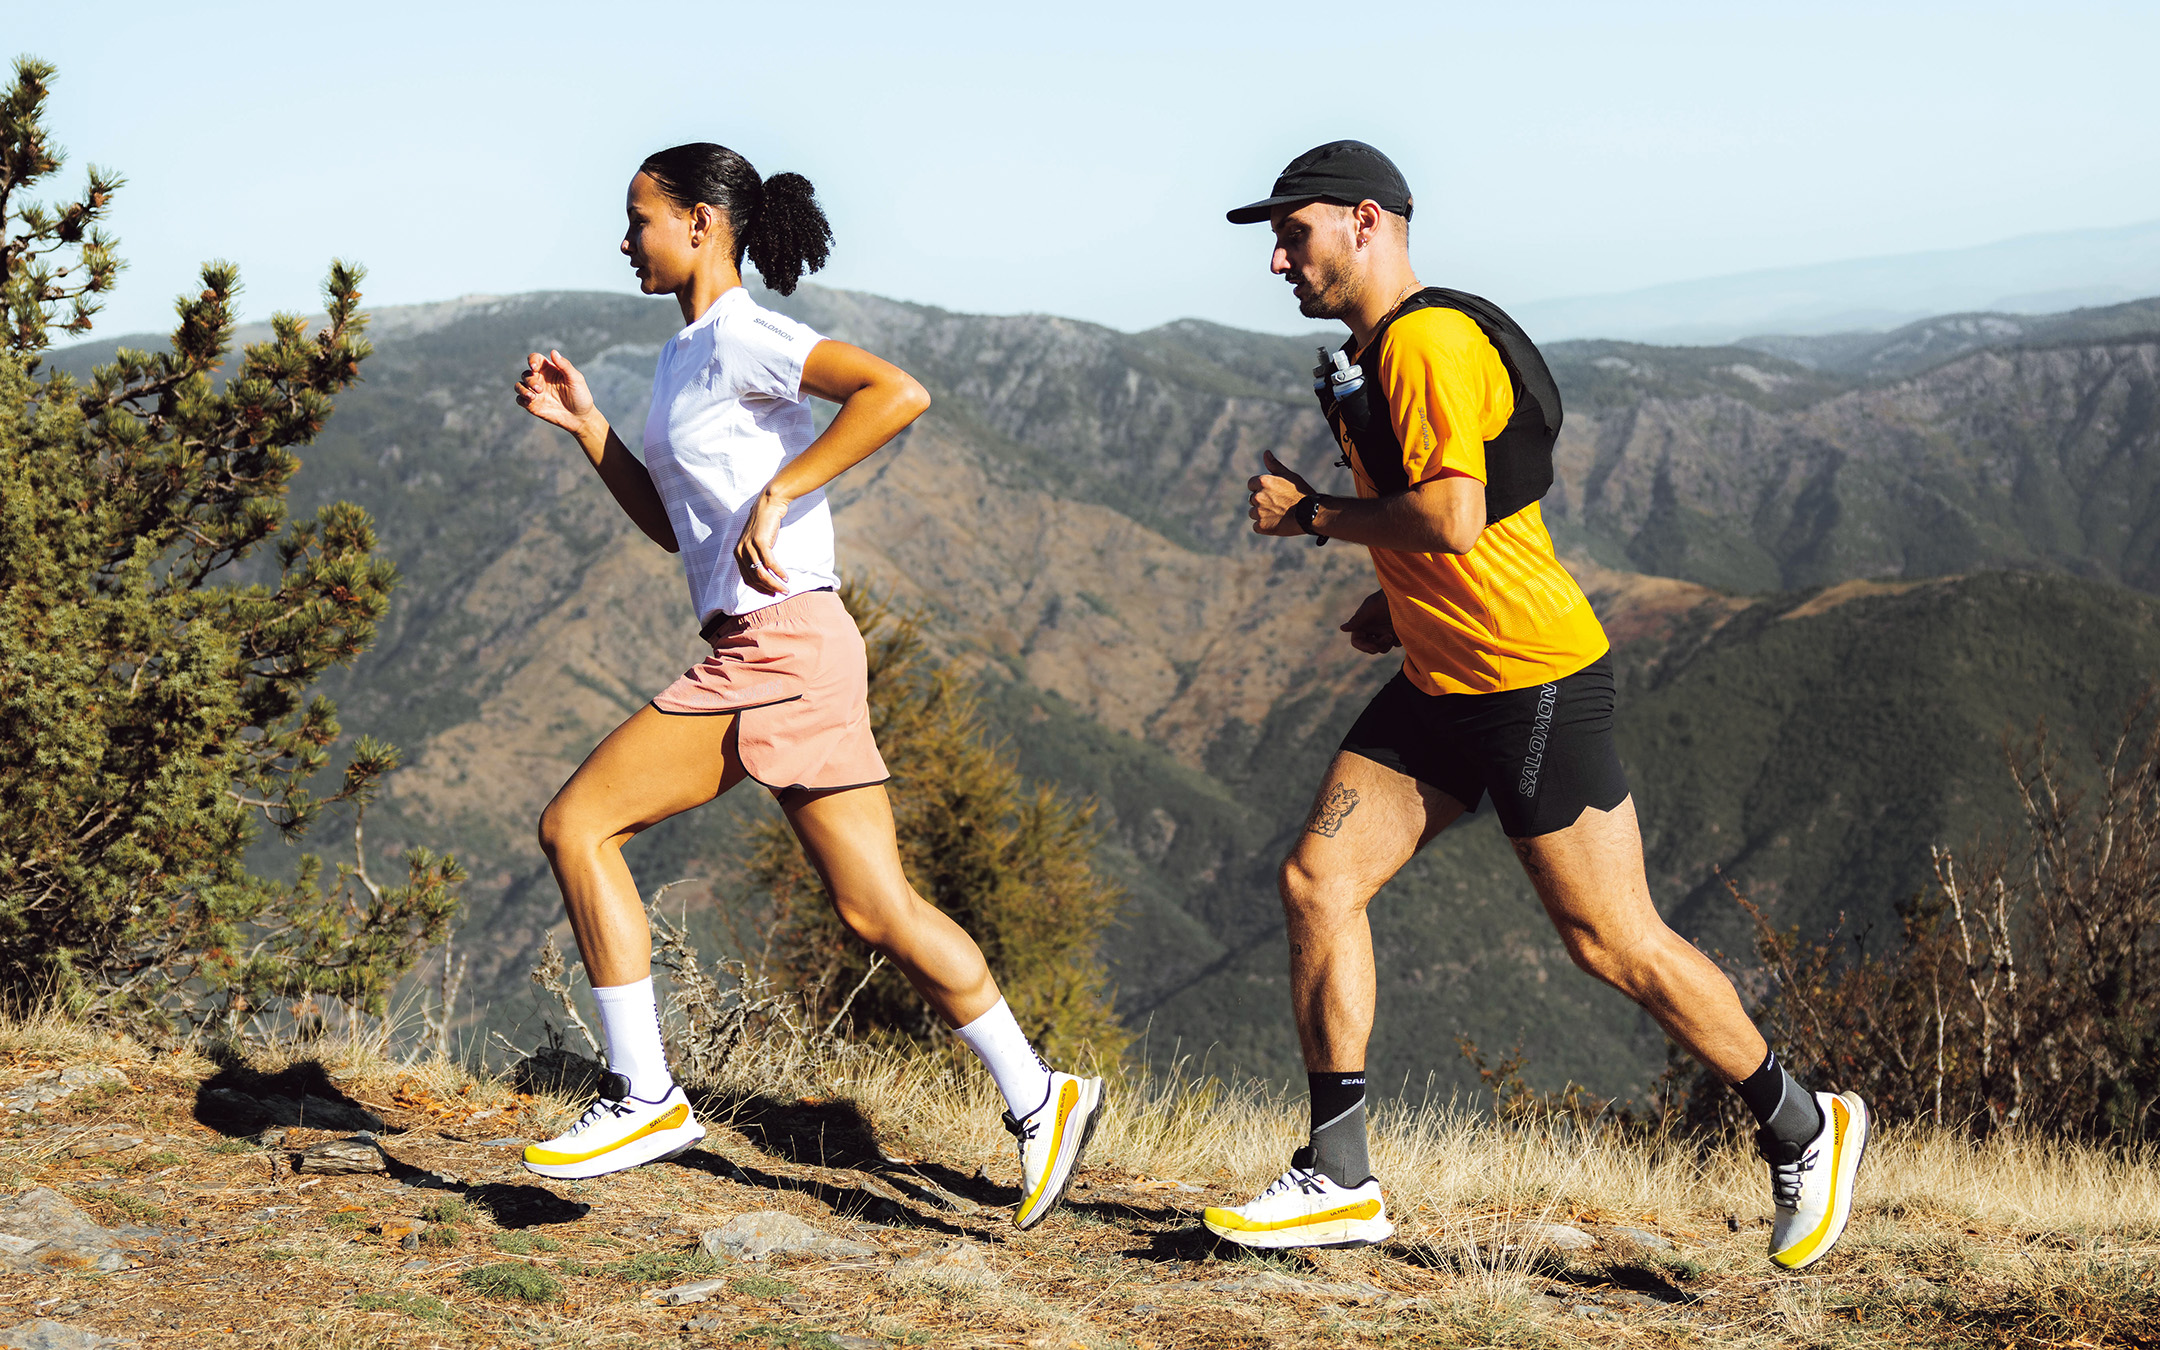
[537,705,749,987]
[782,784,1001,1027]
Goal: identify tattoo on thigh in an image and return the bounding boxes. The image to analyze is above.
[1307,784,1361,838]
[1510,836,1543,878]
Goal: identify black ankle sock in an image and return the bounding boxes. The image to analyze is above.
[1306,1071,1370,1188]
[1733,1049,1825,1148]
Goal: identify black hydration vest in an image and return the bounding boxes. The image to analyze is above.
[1314,288,1561,524]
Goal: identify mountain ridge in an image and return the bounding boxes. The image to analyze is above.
[43,286,2160,1097]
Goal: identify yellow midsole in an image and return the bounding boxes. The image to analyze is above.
[1204,1198,1382,1233]
[1773,1097,1851,1267]
[1017,1080,1079,1217]
[526,1102,691,1166]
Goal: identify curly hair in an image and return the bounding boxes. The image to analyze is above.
[638,143,833,296]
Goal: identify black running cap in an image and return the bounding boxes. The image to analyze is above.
[1226,140,1413,225]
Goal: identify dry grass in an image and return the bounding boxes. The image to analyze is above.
[0,1009,2155,1347]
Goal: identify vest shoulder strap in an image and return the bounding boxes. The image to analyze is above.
[1330,287,1562,522]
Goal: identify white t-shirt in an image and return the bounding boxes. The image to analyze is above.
[641,288,838,623]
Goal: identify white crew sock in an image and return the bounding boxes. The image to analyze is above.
[591,976,673,1101]
[953,998,1055,1118]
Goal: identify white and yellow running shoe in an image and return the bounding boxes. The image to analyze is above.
[523,1075,705,1181]
[1203,1148,1395,1250]
[1764,1090,1869,1270]
[1007,1072,1104,1230]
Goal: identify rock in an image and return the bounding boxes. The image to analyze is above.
[1197,1269,1387,1303]
[699,1211,877,1262]
[892,1242,1000,1291]
[205,1089,383,1134]
[646,1277,729,1306]
[0,1319,138,1349]
[1531,1223,1599,1252]
[0,1190,164,1275]
[292,1139,386,1175]
[0,1067,129,1116]
[684,1314,727,1333]
[1611,1225,1674,1251]
[63,1138,139,1160]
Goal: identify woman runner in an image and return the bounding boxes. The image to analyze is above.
[510,143,1103,1229]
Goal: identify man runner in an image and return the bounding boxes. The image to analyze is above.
[1204,140,1867,1269]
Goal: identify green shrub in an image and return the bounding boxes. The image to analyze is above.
[731,1275,798,1298]
[354,1291,450,1321]
[0,55,460,1023]
[601,1249,720,1283]
[419,1195,469,1225]
[458,1262,561,1303]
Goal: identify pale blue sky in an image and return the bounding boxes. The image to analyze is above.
[14,0,2160,339]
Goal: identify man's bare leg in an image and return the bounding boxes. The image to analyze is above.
[1201,750,1457,1244]
[1507,795,1765,1082]
[1281,751,1463,1071]
[1512,795,1869,1271]
[1263,750,1462,1200]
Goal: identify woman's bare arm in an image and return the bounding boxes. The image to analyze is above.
[732,340,930,594]
[514,349,679,552]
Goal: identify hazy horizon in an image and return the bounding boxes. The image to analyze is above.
[14,0,2160,342]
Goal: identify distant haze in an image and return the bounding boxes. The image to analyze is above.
[1514,220,2160,345]
[10,1,2160,342]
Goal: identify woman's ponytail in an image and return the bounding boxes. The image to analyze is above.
[637,144,833,296]
[743,172,832,297]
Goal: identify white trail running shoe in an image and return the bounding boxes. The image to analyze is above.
[1763,1090,1869,1270]
[523,1075,705,1181]
[1203,1148,1395,1250]
[1007,1072,1104,1230]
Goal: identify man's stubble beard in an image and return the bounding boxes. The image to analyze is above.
[1295,252,1362,321]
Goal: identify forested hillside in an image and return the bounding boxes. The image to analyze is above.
[51,287,2160,1100]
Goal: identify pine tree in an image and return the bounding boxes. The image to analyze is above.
[751,589,1129,1064]
[0,57,460,1027]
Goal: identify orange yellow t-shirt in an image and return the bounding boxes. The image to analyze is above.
[1341,305,1608,695]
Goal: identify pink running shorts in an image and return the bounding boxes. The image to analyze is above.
[650,588,890,794]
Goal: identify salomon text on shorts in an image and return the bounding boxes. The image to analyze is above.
[1338,653,1628,837]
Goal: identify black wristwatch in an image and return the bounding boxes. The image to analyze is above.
[1292,493,1328,545]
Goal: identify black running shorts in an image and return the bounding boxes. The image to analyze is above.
[1338,654,1629,838]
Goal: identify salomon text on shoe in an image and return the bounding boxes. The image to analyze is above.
[1764,1090,1869,1270]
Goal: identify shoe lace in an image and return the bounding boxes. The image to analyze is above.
[1259,1161,1330,1201]
[1758,1132,1815,1210]
[570,1095,635,1135]
[1001,1083,1056,1153]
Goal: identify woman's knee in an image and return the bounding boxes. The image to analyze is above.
[830,888,911,950]
[537,795,607,861]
